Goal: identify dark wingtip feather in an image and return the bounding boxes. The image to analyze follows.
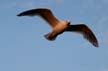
[17,14,21,16]
[17,12,25,16]
[16,9,37,17]
[16,10,31,16]
[16,13,23,16]
[93,41,99,47]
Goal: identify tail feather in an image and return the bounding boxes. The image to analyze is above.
[44,32,58,41]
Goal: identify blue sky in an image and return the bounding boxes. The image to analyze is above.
[0,0,108,71]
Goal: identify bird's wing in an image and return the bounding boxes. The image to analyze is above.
[17,8,60,28]
[65,24,99,47]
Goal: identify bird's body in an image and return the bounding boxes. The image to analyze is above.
[44,20,70,40]
[17,8,99,47]
[53,21,70,34]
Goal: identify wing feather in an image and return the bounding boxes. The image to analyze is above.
[17,8,60,28]
[65,24,99,47]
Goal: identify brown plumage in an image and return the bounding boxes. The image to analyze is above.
[17,8,99,47]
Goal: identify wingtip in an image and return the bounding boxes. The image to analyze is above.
[17,12,25,16]
[16,13,22,16]
[93,42,99,48]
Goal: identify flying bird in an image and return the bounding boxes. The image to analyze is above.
[17,8,99,47]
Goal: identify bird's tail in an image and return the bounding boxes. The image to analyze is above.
[44,32,58,41]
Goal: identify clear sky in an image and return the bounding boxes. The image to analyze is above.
[0,0,108,71]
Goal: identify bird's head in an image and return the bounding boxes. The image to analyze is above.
[66,20,71,25]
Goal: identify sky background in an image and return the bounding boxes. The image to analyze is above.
[0,0,108,71]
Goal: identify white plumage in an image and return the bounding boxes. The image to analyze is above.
[17,8,99,47]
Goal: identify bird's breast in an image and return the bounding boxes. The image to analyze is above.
[53,22,68,33]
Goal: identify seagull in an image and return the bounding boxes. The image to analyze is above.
[17,8,99,47]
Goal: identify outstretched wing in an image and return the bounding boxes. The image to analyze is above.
[17,8,60,28]
[65,24,99,47]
